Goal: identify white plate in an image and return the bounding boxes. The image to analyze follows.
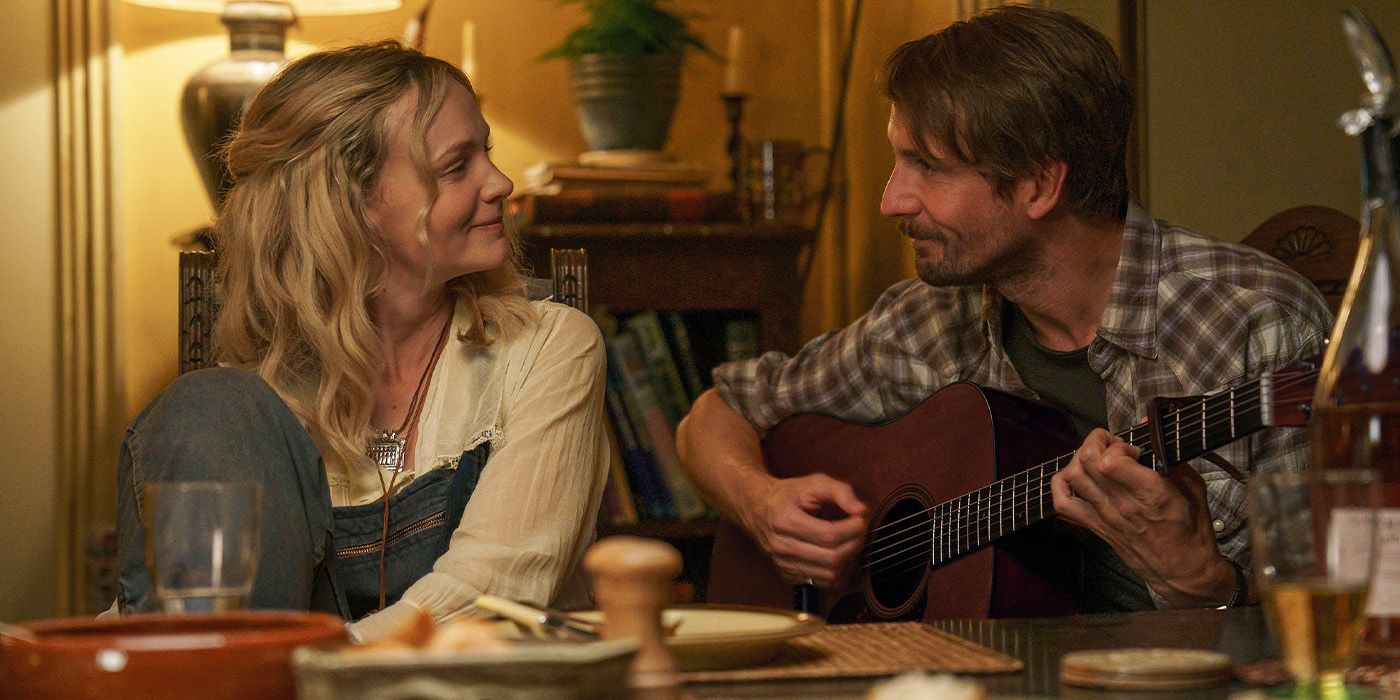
[500,605,823,672]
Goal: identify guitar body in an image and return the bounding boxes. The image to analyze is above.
[708,382,1085,622]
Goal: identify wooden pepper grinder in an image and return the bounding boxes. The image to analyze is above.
[585,536,684,698]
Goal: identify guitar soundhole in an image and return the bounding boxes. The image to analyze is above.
[866,492,932,617]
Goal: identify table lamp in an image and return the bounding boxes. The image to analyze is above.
[119,0,403,207]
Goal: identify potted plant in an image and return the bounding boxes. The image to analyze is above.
[541,0,715,159]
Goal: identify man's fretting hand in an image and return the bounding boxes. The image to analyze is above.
[1050,429,1236,607]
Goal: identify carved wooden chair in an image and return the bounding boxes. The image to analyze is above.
[1240,205,1360,314]
[179,247,589,374]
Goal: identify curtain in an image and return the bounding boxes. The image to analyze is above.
[958,0,1046,20]
[802,1,959,340]
[55,0,124,615]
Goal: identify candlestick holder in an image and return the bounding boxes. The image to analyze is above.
[722,93,748,194]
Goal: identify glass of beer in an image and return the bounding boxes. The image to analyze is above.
[142,481,261,613]
[1250,469,1379,699]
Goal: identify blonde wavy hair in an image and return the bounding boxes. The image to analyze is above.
[213,39,535,475]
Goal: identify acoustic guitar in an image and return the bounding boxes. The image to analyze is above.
[707,359,1319,622]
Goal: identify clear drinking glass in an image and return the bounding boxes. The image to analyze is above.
[1251,469,1380,699]
[141,481,261,613]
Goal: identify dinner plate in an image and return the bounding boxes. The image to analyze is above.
[498,604,823,672]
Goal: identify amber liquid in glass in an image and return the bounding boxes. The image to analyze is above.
[1266,579,1371,692]
[1311,403,1400,648]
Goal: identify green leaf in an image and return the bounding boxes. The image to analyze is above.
[539,0,717,62]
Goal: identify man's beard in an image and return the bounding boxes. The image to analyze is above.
[901,218,978,286]
[900,218,1043,288]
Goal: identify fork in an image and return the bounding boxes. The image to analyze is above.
[475,595,598,640]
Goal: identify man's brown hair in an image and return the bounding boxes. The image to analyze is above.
[882,5,1132,220]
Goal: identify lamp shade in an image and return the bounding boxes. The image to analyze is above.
[119,0,402,15]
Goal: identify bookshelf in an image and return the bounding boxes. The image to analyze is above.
[522,222,813,354]
[522,221,815,601]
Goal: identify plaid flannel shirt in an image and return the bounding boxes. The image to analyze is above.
[714,202,1333,608]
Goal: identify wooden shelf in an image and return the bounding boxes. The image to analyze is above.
[523,221,815,354]
[599,519,720,603]
[523,221,811,241]
[527,220,811,602]
[599,518,717,540]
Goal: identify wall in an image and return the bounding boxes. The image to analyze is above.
[1145,0,1400,241]
[114,0,823,420]
[0,2,59,621]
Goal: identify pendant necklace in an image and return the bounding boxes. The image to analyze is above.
[367,312,453,474]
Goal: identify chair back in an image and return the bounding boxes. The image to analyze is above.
[1240,205,1359,314]
[178,247,589,374]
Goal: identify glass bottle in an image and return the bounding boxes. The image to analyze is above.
[1309,9,1400,648]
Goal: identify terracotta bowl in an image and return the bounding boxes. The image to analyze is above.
[0,611,346,700]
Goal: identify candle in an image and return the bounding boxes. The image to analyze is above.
[461,20,477,85]
[724,24,748,95]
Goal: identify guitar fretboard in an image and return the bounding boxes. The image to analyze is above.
[864,378,1281,582]
[928,384,1270,566]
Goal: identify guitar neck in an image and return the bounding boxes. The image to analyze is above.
[927,368,1295,568]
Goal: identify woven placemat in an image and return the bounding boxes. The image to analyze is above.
[679,622,1023,683]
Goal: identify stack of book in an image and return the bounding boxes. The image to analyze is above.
[509,160,740,225]
[592,309,762,526]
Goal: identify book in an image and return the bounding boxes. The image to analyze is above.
[607,332,708,519]
[599,465,624,525]
[661,311,706,401]
[724,318,762,361]
[603,358,676,520]
[509,189,740,225]
[523,160,709,192]
[601,419,640,525]
[626,311,691,426]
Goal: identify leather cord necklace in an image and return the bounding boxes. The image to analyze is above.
[367,313,453,474]
[368,311,453,612]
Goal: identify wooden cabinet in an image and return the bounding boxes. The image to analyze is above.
[522,221,814,601]
[522,222,815,354]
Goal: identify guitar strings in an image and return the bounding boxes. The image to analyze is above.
[861,369,1320,580]
[857,369,1319,582]
[862,369,1318,577]
[867,367,1318,545]
[865,372,1292,559]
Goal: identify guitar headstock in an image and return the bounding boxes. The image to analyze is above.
[1266,354,1321,426]
[1136,354,1321,471]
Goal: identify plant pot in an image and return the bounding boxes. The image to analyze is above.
[569,53,682,153]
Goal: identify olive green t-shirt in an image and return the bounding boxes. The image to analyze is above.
[1002,304,1154,612]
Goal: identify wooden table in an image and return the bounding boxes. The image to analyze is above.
[685,607,1275,699]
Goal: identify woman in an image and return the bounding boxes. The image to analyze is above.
[114,40,609,642]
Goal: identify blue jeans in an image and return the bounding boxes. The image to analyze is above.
[116,368,487,620]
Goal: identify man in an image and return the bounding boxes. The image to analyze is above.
[676,6,1331,612]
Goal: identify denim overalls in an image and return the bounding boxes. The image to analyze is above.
[116,367,486,621]
[320,443,488,619]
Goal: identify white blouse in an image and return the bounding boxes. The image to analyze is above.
[346,298,609,642]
